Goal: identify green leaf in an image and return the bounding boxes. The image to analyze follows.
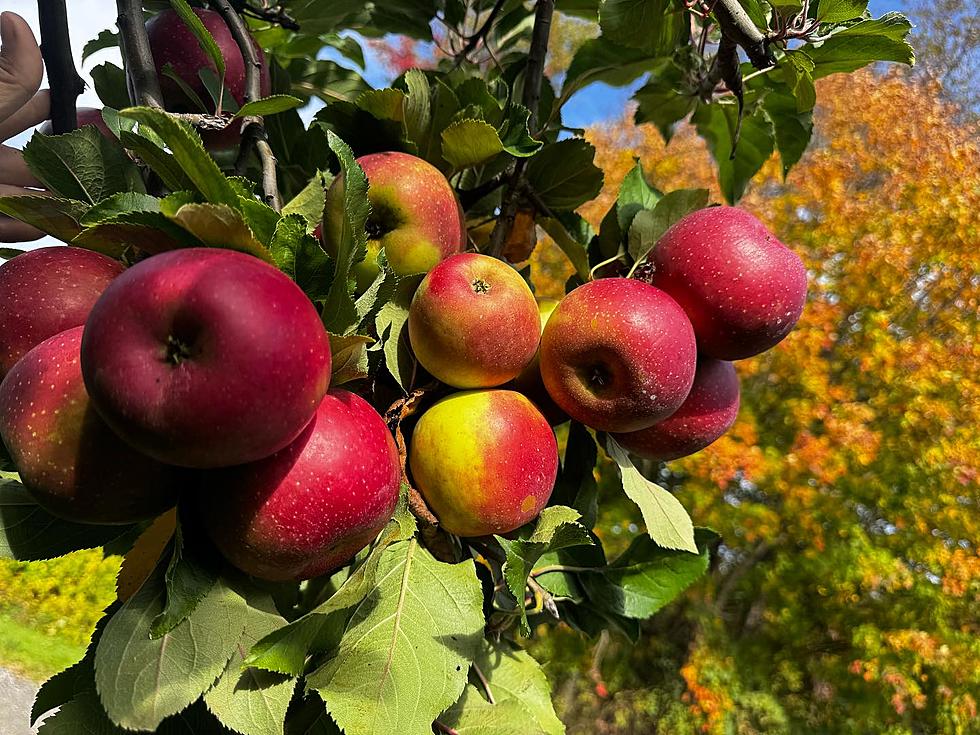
[616,161,663,233]
[150,520,216,638]
[599,0,685,53]
[245,499,416,676]
[91,62,130,109]
[563,37,658,98]
[0,196,89,242]
[442,119,504,170]
[497,506,594,635]
[606,438,698,553]
[779,50,817,112]
[321,131,370,334]
[816,0,869,23]
[169,0,225,83]
[440,641,564,735]
[24,128,143,204]
[329,333,373,385]
[737,0,770,27]
[234,94,305,118]
[633,59,698,142]
[169,203,274,262]
[375,283,417,393]
[692,101,775,204]
[282,174,328,223]
[354,252,400,332]
[525,139,604,210]
[552,422,600,527]
[37,690,126,734]
[82,29,119,63]
[0,247,24,261]
[309,539,484,735]
[120,107,240,207]
[762,84,815,177]
[581,528,718,618]
[627,188,709,263]
[355,88,406,121]
[538,214,592,283]
[0,479,133,561]
[80,193,161,226]
[119,130,197,193]
[94,573,246,731]
[804,12,915,78]
[270,214,334,302]
[73,211,200,258]
[497,104,542,158]
[204,593,296,735]
[403,69,432,146]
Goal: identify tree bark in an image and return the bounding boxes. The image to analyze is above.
[37,0,84,132]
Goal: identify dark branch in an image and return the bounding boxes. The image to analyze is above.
[452,0,507,66]
[458,174,506,210]
[487,0,554,258]
[229,0,300,31]
[116,0,165,108]
[711,0,775,70]
[37,0,84,132]
[210,0,282,210]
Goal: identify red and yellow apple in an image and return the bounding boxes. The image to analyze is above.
[613,358,740,461]
[0,247,123,380]
[539,278,697,433]
[508,298,567,424]
[409,389,558,537]
[408,253,540,389]
[80,248,331,469]
[646,206,807,360]
[0,327,180,523]
[321,151,465,290]
[197,389,401,581]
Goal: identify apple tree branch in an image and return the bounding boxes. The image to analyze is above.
[116,0,165,109]
[36,0,85,132]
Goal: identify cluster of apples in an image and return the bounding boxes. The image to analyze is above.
[398,202,806,539]
[0,247,402,581]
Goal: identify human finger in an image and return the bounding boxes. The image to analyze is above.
[0,12,44,122]
[0,89,49,141]
[0,145,40,187]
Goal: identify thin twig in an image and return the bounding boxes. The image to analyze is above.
[472,663,496,704]
[434,722,460,735]
[452,0,507,68]
[487,0,554,258]
[230,0,300,31]
[37,1,84,133]
[211,0,282,210]
[116,0,165,109]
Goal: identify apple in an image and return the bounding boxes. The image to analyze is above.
[197,389,401,581]
[539,278,697,433]
[40,107,113,138]
[321,152,465,291]
[80,248,331,469]
[508,298,567,424]
[612,358,740,461]
[645,206,807,360]
[0,327,180,524]
[408,253,540,389]
[409,389,558,537]
[0,247,123,380]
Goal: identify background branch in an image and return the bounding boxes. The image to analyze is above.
[37,0,85,132]
[116,0,165,108]
[211,0,282,210]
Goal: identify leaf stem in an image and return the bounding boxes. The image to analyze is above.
[530,564,596,577]
[37,0,85,133]
[472,662,496,704]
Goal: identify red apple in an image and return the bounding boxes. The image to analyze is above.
[0,327,180,523]
[40,107,113,138]
[409,389,558,537]
[80,248,331,469]
[197,389,401,581]
[508,298,567,424]
[646,206,807,360]
[0,247,123,380]
[408,253,540,389]
[612,358,740,461]
[321,152,465,290]
[539,278,697,433]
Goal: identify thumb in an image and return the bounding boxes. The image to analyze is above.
[0,12,44,122]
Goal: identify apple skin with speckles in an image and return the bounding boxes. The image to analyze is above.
[539,278,697,433]
[613,358,740,461]
[409,389,558,537]
[508,298,568,425]
[40,108,114,139]
[408,253,541,389]
[646,206,807,360]
[320,152,466,291]
[0,327,181,523]
[80,248,331,469]
[197,389,401,581]
[146,8,271,151]
[0,247,123,380]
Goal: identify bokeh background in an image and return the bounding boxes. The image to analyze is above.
[0,2,976,733]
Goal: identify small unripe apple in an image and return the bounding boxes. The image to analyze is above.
[198,390,401,581]
[0,247,123,380]
[81,248,331,469]
[408,253,540,389]
[613,358,740,461]
[539,278,697,433]
[40,108,113,139]
[508,299,567,424]
[646,206,807,360]
[409,389,558,537]
[321,152,465,291]
[0,327,179,524]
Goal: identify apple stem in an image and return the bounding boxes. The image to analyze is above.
[37,0,85,133]
[115,0,166,109]
[210,0,283,211]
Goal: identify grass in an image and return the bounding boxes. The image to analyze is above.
[0,611,86,682]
